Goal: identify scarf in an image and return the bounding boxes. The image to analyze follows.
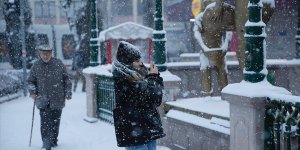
[112,60,148,82]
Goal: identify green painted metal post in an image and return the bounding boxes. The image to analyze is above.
[20,0,27,96]
[90,0,99,66]
[298,124,300,150]
[153,0,167,71]
[295,103,300,150]
[265,105,275,150]
[285,125,292,150]
[274,123,281,150]
[296,0,300,58]
[244,0,267,82]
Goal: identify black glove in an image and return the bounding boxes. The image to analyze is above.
[66,92,72,100]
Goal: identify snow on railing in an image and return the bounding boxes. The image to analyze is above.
[265,95,300,150]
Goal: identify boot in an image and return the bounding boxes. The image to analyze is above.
[51,141,58,148]
[41,145,51,150]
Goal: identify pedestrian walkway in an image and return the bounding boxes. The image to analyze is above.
[0,89,170,150]
[0,91,121,150]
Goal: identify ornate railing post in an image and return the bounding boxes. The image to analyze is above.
[89,0,99,66]
[264,101,300,150]
[265,105,275,150]
[285,125,292,150]
[297,120,300,150]
[244,0,267,82]
[153,0,167,71]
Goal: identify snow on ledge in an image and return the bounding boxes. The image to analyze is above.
[99,22,153,41]
[166,59,300,68]
[222,79,300,104]
[166,97,229,118]
[262,0,275,8]
[166,109,230,135]
[82,64,181,82]
[160,70,181,82]
[81,59,300,75]
[83,64,113,77]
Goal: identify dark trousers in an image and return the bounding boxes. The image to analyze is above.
[73,69,86,92]
[39,107,62,148]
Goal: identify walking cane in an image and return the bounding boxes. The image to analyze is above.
[29,101,35,147]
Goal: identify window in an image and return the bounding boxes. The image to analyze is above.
[114,0,133,16]
[61,34,75,59]
[60,0,84,18]
[35,1,56,18]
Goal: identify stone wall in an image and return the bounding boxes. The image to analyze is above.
[159,110,230,150]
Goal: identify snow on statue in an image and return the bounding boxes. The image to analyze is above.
[193,0,235,96]
[194,0,275,96]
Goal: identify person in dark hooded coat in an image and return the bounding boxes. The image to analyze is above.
[112,41,165,150]
[72,50,88,92]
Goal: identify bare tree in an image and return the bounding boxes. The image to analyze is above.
[3,0,33,69]
[63,0,103,65]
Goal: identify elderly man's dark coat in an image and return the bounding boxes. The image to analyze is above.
[27,58,72,109]
[112,71,165,147]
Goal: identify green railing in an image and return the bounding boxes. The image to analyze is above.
[96,75,115,124]
[265,98,300,150]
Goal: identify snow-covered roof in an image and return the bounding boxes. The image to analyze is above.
[262,0,275,8]
[99,22,153,41]
[83,64,112,76]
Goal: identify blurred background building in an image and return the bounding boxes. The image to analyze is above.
[0,0,298,68]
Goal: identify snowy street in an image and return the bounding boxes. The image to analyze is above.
[0,88,123,150]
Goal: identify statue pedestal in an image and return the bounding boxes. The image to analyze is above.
[221,80,291,150]
[222,92,266,150]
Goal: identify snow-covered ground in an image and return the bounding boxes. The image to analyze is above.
[0,82,170,150]
[0,89,123,150]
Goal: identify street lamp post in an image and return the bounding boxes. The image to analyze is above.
[89,0,99,66]
[20,0,27,96]
[243,0,267,83]
[153,0,167,71]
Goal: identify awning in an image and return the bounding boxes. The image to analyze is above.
[99,22,153,41]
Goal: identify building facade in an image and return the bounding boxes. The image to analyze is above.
[29,0,85,25]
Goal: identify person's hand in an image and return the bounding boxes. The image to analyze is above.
[66,93,72,100]
[66,95,72,100]
[30,95,36,100]
[149,63,158,74]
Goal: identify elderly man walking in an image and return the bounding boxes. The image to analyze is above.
[27,45,72,150]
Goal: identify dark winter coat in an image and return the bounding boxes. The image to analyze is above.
[27,58,72,109]
[112,61,165,147]
[72,50,89,70]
